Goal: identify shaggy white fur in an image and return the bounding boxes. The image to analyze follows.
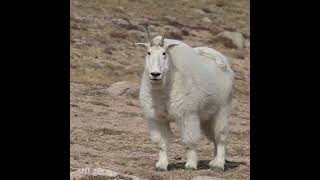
[138,36,234,171]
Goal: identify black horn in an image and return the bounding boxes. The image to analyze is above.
[160,31,166,47]
[145,25,154,47]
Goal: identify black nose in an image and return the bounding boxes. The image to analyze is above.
[151,72,161,77]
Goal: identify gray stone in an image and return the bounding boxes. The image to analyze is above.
[201,17,212,23]
[215,31,245,49]
[111,18,130,26]
[70,168,143,180]
[163,15,177,22]
[192,8,206,15]
[107,81,139,97]
[202,5,217,13]
[114,6,125,13]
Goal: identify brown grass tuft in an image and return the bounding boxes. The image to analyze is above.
[167,31,183,40]
[109,31,128,39]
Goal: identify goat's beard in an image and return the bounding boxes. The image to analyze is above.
[148,74,168,90]
[149,78,164,89]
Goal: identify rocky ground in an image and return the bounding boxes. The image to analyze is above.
[70,0,250,179]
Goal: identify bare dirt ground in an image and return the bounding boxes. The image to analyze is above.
[70,0,250,179]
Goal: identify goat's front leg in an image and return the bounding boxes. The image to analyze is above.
[180,114,201,170]
[148,119,172,171]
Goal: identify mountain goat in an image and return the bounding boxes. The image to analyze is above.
[135,26,234,171]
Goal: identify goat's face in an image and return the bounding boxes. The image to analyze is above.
[136,43,179,84]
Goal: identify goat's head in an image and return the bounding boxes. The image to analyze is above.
[135,25,179,84]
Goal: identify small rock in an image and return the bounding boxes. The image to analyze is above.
[111,18,130,26]
[190,30,199,37]
[201,17,212,23]
[192,8,206,15]
[191,176,226,180]
[128,12,135,17]
[114,6,125,13]
[70,168,143,180]
[107,81,139,97]
[202,7,213,13]
[202,5,219,14]
[215,31,245,49]
[162,16,176,22]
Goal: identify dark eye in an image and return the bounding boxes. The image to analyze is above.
[147,51,151,55]
[163,52,166,56]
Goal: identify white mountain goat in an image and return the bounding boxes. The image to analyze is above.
[135,26,234,171]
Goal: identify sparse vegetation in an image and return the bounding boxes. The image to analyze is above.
[109,31,128,39]
[126,99,135,106]
[116,159,129,166]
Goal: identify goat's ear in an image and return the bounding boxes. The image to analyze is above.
[135,43,148,51]
[166,44,179,51]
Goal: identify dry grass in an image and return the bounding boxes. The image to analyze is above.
[126,99,135,106]
[115,159,129,166]
[110,31,128,39]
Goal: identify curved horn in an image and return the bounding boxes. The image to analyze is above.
[160,31,166,47]
[145,25,154,47]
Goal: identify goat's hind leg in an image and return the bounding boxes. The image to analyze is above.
[148,119,172,171]
[208,106,230,170]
